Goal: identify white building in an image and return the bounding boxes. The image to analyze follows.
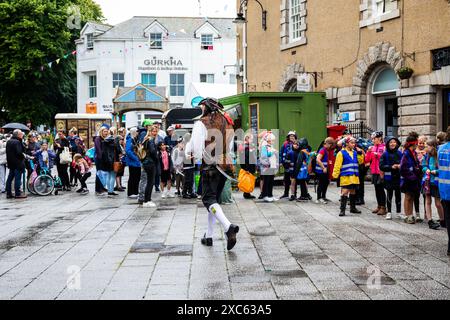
[76,16,237,128]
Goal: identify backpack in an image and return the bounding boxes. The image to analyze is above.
[134,141,147,161]
[308,151,317,175]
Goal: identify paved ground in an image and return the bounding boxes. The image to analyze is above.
[0,176,449,300]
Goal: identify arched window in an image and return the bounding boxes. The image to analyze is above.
[372,68,399,95]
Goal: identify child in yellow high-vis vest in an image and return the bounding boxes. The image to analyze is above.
[333,136,362,216]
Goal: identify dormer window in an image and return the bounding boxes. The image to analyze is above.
[150,33,162,49]
[86,33,94,50]
[201,34,214,50]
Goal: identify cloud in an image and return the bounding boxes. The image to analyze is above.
[94,0,236,25]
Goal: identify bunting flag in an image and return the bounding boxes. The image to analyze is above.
[40,50,77,72]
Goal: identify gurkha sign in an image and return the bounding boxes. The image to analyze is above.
[138,57,188,71]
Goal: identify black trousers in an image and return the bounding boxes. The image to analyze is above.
[442,200,450,252]
[70,165,78,185]
[283,171,290,195]
[386,187,401,213]
[183,168,194,195]
[375,183,387,207]
[201,167,226,209]
[261,175,275,198]
[127,166,141,196]
[298,180,308,198]
[76,172,91,189]
[57,163,70,188]
[317,173,329,200]
[357,167,367,201]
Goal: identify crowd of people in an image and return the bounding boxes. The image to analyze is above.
[1,118,449,255]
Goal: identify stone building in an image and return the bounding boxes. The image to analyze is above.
[237,0,450,139]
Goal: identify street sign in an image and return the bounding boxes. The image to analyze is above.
[297,73,311,92]
[341,112,356,122]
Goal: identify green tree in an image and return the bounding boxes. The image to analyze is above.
[0,0,103,127]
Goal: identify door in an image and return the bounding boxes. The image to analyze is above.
[385,98,399,137]
[377,95,398,137]
[444,89,450,130]
[277,101,301,144]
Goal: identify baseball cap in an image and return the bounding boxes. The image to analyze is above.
[153,120,162,125]
[142,119,153,127]
[167,125,175,131]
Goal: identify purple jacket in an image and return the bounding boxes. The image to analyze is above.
[400,149,420,182]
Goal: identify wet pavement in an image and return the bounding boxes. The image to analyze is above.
[0,177,449,300]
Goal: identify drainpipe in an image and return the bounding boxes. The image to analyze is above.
[243,3,248,93]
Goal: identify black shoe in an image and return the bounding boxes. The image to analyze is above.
[339,196,348,216]
[258,194,264,200]
[350,195,362,214]
[190,193,198,199]
[201,234,213,247]
[306,194,313,201]
[297,196,309,202]
[428,220,441,230]
[289,195,296,201]
[76,188,83,193]
[280,193,289,199]
[225,224,239,251]
[6,194,14,199]
[243,193,256,199]
[182,194,190,199]
[108,192,119,196]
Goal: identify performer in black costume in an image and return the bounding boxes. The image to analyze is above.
[187,98,239,250]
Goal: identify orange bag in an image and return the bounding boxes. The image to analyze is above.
[238,169,256,194]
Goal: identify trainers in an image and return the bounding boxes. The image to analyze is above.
[225,224,239,251]
[128,194,138,199]
[108,192,119,196]
[289,195,296,201]
[81,189,89,195]
[405,216,416,224]
[161,191,167,199]
[385,213,392,220]
[428,219,440,230]
[201,233,213,246]
[15,194,27,199]
[415,214,424,223]
[319,198,328,204]
[263,197,273,203]
[297,196,309,202]
[280,194,289,199]
[76,188,83,193]
[258,194,264,200]
[143,201,157,208]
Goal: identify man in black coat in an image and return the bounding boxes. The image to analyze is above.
[6,129,27,199]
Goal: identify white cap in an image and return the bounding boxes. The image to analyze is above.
[167,125,175,131]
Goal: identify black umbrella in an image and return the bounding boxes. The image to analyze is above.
[2,123,31,132]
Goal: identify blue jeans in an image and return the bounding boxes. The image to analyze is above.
[6,168,24,196]
[107,171,116,193]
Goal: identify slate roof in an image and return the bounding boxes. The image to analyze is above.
[95,16,236,40]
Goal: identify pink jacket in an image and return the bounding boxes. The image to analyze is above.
[365,143,385,175]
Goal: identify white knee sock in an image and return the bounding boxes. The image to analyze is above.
[209,203,231,232]
[206,212,216,238]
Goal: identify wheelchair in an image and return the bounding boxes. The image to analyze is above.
[27,160,63,196]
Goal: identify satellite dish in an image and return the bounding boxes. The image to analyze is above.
[191,96,204,107]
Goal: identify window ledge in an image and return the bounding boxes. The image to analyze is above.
[360,9,400,28]
[281,37,307,51]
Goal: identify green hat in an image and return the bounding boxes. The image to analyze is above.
[142,119,153,127]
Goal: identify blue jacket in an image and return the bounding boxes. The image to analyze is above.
[422,154,439,186]
[280,141,293,169]
[438,142,450,200]
[125,134,141,168]
[35,150,56,170]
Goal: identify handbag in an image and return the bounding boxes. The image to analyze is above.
[238,169,256,194]
[113,161,124,173]
[59,147,72,164]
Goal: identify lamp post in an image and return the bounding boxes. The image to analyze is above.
[233,1,268,93]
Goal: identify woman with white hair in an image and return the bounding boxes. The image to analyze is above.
[125,127,141,198]
[259,132,279,202]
